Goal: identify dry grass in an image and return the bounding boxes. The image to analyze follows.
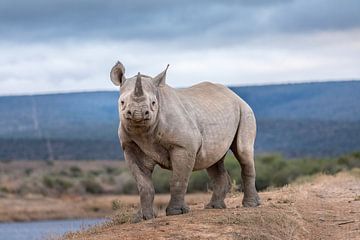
[63,202,135,240]
[0,191,211,222]
[0,195,120,222]
[59,170,360,240]
[1,161,359,239]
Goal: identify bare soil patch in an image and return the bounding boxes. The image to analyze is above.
[64,171,360,240]
[0,193,209,222]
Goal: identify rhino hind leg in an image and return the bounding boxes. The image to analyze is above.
[231,110,261,207]
[232,147,261,207]
[205,157,231,209]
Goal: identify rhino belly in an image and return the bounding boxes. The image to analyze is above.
[177,82,242,170]
[193,113,239,170]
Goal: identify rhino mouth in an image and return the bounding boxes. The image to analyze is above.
[126,118,151,126]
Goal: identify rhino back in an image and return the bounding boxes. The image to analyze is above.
[175,82,241,169]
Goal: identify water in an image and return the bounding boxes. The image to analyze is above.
[0,218,104,240]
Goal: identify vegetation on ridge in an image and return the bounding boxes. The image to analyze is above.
[0,152,359,197]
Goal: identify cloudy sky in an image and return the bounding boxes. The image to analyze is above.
[1,0,360,95]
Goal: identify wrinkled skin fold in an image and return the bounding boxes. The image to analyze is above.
[110,61,261,222]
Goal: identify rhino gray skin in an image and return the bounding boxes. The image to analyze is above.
[110,61,260,221]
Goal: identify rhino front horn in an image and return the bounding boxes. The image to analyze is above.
[134,72,144,97]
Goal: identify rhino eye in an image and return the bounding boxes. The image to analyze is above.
[120,100,125,105]
[151,101,156,106]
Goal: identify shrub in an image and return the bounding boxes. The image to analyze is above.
[88,170,102,177]
[188,170,209,192]
[81,178,103,194]
[152,166,210,193]
[42,175,73,193]
[0,186,10,193]
[337,152,360,169]
[152,167,171,193]
[105,166,122,175]
[122,180,137,194]
[222,152,360,191]
[24,168,33,176]
[69,166,83,177]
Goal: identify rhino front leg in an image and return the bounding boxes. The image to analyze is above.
[124,145,156,222]
[131,167,156,222]
[166,148,195,216]
[205,157,231,209]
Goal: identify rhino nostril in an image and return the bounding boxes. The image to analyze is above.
[144,110,149,116]
[126,110,132,116]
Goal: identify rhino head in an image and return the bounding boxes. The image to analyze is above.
[110,61,169,129]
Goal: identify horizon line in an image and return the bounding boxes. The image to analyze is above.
[0,79,359,97]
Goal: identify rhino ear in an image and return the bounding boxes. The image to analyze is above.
[110,61,126,86]
[153,64,169,87]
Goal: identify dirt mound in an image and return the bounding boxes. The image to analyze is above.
[64,171,360,240]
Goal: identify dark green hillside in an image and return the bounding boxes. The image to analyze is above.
[0,81,359,160]
[0,92,119,140]
[229,80,360,121]
[256,119,360,157]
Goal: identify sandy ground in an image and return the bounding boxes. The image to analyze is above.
[0,193,209,222]
[63,172,360,240]
[0,194,118,222]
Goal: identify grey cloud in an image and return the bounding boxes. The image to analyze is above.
[0,0,359,45]
[271,0,360,33]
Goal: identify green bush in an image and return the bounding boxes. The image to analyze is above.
[42,175,73,193]
[152,167,171,193]
[148,151,360,194]
[188,170,209,192]
[152,166,210,193]
[69,166,83,177]
[0,186,10,193]
[105,166,122,175]
[87,169,102,177]
[221,152,360,191]
[81,177,103,194]
[224,155,241,184]
[122,179,137,194]
[22,151,360,196]
[24,168,33,176]
[337,152,360,169]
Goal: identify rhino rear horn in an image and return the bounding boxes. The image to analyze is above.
[134,72,144,97]
[153,64,169,87]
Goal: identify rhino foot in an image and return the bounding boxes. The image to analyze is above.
[166,205,190,216]
[205,201,226,209]
[131,209,156,223]
[242,193,261,207]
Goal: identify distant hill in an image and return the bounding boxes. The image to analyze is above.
[0,81,359,160]
[230,81,360,121]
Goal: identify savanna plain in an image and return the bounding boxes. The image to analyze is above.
[1,153,359,239]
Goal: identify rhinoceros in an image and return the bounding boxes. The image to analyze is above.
[110,61,260,221]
